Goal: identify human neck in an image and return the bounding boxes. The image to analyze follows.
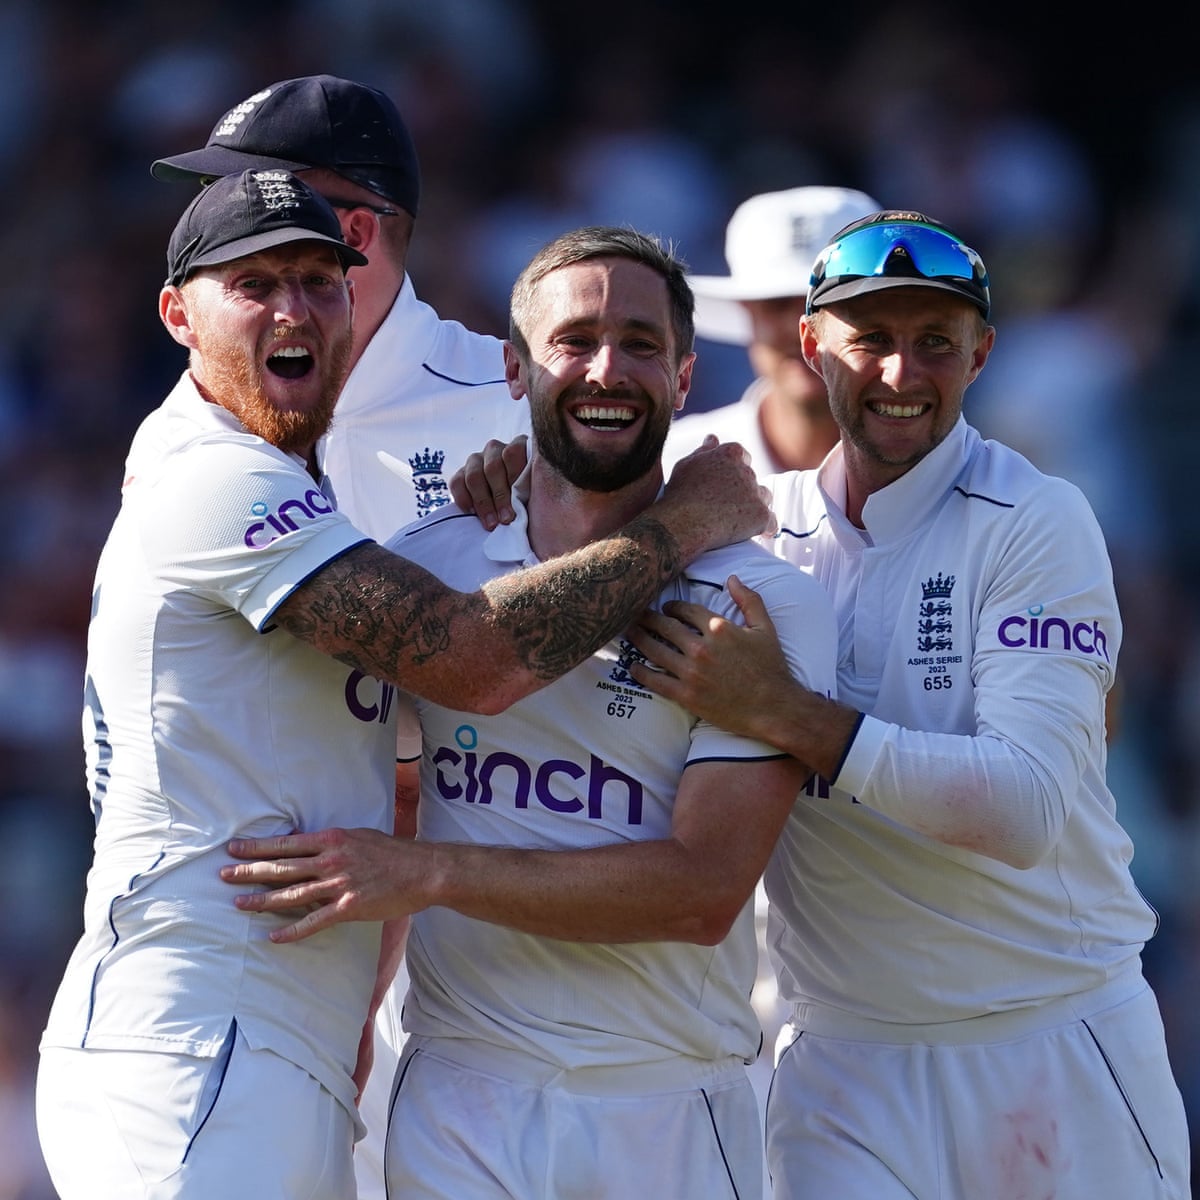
[525,458,664,561]
[348,266,405,372]
[840,445,912,529]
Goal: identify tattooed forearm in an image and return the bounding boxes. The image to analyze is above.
[275,545,454,676]
[274,515,684,711]
[484,514,683,681]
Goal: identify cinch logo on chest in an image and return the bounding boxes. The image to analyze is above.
[346,671,399,724]
[431,724,644,824]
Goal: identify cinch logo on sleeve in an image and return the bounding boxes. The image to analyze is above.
[430,724,644,824]
[243,488,335,547]
[997,605,1110,662]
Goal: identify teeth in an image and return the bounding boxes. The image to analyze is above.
[874,402,925,418]
[576,405,635,422]
[270,346,309,358]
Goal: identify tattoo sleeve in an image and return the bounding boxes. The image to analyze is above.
[274,512,682,712]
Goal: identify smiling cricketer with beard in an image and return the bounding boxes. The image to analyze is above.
[217,226,839,1200]
[34,185,775,1200]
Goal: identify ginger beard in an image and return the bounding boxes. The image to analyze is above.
[531,382,674,493]
[192,318,352,456]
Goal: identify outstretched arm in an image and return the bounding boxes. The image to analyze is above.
[221,753,808,944]
[278,439,771,713]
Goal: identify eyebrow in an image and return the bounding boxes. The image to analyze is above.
[551,315,668,340]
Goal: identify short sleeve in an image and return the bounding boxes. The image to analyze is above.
[135,435,370,631]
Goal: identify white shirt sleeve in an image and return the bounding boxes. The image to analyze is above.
[137,435,369,630]
[834,484,1118,870]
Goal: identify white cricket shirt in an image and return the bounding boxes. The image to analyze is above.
[316,274,529,542]
[762,418,1157,1023]
[385,491,838,1069]
[41,374,397,1118]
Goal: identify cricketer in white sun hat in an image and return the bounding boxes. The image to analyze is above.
[689,185,881,344]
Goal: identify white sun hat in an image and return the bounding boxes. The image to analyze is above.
[689,185,881,344]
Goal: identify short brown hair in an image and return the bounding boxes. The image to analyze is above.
[509,226,694,362]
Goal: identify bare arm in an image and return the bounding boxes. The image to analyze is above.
[277,440,771,713]
[221,755,808,944]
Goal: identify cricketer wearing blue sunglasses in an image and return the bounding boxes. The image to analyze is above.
[629,211,1190,1199]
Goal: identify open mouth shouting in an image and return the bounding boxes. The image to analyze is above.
[267,344,315,379]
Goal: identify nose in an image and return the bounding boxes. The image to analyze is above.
[273,278,310,324]
[584,341,628,390]
[878,347,920,390]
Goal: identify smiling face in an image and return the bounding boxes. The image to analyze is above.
[160,242,355,457]
[506,256,694,493]
[801,286,994,497]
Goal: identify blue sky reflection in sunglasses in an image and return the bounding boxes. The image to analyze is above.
[813,223,988,290]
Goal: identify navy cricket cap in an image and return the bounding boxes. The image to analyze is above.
[151,75,421,217]
[807,210,991,320]
[165,168,368,287]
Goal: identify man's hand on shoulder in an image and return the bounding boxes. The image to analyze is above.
[655,437,775,557]
[448,435,528,530]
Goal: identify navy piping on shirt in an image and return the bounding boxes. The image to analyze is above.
[420,363,506,387]
[952,485,1015,508]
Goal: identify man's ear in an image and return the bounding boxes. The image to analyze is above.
[338,207,379,255]
[674,350,696,413]
[798,314,823,378]
[503,341,527,401]
[159,285,199,350]
[965,323,996,385]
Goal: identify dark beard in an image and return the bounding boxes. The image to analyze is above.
[532,388,673,493]
[196,326,350,456]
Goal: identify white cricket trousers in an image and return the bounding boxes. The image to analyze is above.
[766,974,1190,1199]
[37,1025,357,1199]
[385,1035,766,1198]
[354,980,406,1200]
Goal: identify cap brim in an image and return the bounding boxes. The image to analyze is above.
[152,146,314,183]
[688,272,811,346]
[188,228,367,274]
[692,294,751,345]
[809,275,989,316]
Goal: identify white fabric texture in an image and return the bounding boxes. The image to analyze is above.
[762,418,1156,1023]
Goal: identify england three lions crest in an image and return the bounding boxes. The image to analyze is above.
[410,447,450,518]
[916,572,955,652]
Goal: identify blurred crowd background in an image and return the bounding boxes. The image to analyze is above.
[1,2,1197,1194]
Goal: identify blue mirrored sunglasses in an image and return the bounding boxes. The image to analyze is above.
[811,221,989,295]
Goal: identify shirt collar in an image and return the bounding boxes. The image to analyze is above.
[346,273,438,384]
[817,418,973,545]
